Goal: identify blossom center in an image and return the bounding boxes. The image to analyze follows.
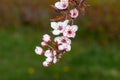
[73,12,76,16]
[58,26,63,30]
[62,4,66,8]
[68,30,72,34]
[62,39,67,43]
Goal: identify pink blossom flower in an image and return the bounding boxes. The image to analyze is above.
[58,43,71,51]
[70,8,79,18]
[44,50,58,64]
[35,46,44,55]
[55,1,68,10]
[44,50,53,57]
[42,34,51,42]
[53,56,58,64]
[54,36,71,44]
[63,25,78,38]
[53,51,58,64]
[43,61,51,67]
[51,20,69,35]
[41,41,48,46]
[46,57,53,63]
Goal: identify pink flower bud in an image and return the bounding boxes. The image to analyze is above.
[41,41,48,46]
[70,8,79,18]
[46,57,53,63]
[55,1,68,10]
[53,57,58,64]
[35,46,44,55]
[42,34,51,42]
[43,61,50,67]
[44,50,53,57]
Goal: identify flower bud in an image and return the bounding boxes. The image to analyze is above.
[41,41,48,46]
[35,46,44,55]
[43,61,50,67]
[43,34,51,42]
[70,8,79,18]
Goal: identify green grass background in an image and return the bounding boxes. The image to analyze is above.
[0,27,120,80]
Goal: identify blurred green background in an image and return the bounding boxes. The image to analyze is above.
[0,0,120,80]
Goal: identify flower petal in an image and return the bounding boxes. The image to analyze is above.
[55,2,61,9]
[52,30,61,35]
[61,0,68,2]
[72,25,78,32]
[51,22,58,29]
[35,46,44,55]
[46,57,53,62]
[44,50,52,57]
[53,57,58,64]
[43,34,51,42]
[43,61,50,67]
[65,44,71,51]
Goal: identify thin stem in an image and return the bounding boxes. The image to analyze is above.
[47,44,54,50]
[71,19,74,25]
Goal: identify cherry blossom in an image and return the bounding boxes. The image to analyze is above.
[41,41,48,47]
[54,36,71,44]
[44,50,58,66]
[46,57,53,63]
[44,50,53,58]
[70,8,79,18]
[58,43,71,51]
[42,34,51,42]
[52,51,58,64]
[35,46,44,55]
[34,0,88,67]
[43,61,51,67]
[51,20,69,35]
[55,1,68,10]
[63,25,78,38]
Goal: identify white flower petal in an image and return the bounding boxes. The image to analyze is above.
[43,61,49,67]
[54,37,61,42]
[44,50,52,57]
[52,30,61,35]
[53,57,58,64]
[51,22,58,29]
[41,41,47,46]
[53,51,57,56]
[63,20,69,26]
[66,44,71,51]
[58,44,64,51]
[72,25,78,32]
[43,34,51,42]
[35,46,43,55]
[46,57,53,62]
[61,0,68,2]
[55,2,61,9]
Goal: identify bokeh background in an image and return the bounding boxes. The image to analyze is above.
[0,0,120,80]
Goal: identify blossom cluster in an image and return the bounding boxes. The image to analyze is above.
[35,0,88,67]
